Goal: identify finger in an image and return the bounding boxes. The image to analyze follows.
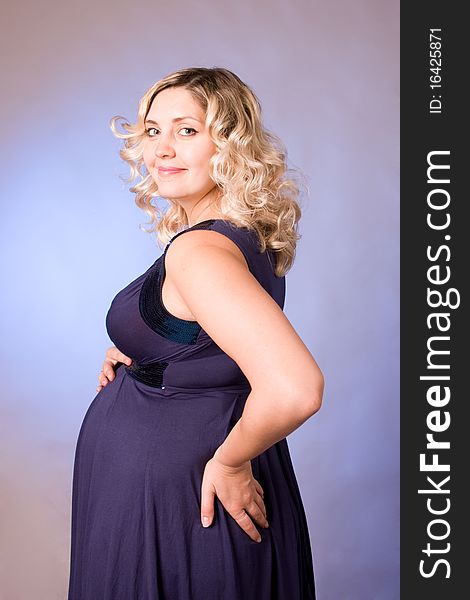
[253,494,268,524]
[96,385,103,393]
[98,371,109,387]
[116,350,133,366]
[232,508,262,543]
[201,484,216,528]
[105,347,119,365]
[102,361,116,382]
[98,368,111,386]
[254,479,265,498]
[247,499,269,529]
[107,346,132,366]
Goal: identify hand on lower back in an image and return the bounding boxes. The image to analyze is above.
[200,455,269,542]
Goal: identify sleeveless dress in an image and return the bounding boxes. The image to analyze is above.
[67,218,316,599]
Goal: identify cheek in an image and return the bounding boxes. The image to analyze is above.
[185,135,216,164]
[192,144,216,173]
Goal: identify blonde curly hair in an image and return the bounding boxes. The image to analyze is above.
[110,67,306,276]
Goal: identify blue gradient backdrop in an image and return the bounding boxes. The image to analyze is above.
[0,0,399,597]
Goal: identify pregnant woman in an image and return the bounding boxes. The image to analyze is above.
[67,66,324,600]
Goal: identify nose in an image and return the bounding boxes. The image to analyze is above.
[154,134,176,159]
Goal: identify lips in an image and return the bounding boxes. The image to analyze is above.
[158,167,186,174]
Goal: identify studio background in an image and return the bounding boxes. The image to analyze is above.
[0,1,399,598]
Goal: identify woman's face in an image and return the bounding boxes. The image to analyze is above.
[142,87,218,207]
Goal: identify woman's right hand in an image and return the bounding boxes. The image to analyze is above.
[96,346,133,392]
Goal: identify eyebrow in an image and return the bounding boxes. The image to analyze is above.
[144,116,203,125]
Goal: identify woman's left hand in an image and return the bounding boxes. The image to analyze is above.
[200,454,269,542]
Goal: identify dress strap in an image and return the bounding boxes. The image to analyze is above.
[164,219,221,252]
[165,219,261,273]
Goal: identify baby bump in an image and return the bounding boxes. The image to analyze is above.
[76,368,248,495]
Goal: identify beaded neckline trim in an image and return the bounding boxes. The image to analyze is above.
[138,219,223,344]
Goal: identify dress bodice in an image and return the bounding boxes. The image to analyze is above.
[105,219,285,390]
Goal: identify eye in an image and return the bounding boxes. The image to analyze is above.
[145,127,159,137]
[179,127,197,136]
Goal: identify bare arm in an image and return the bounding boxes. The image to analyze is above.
[166,229,324,469]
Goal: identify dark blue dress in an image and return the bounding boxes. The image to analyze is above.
[67,218,316,599]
